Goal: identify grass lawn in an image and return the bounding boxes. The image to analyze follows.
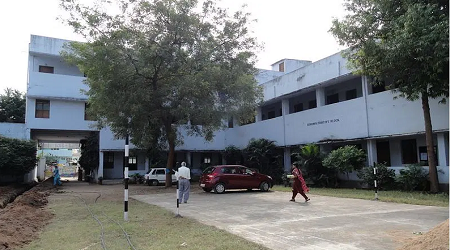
[20,193,268,250]
[272,185,449,207]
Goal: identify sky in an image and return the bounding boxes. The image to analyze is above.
[0,0,347,93]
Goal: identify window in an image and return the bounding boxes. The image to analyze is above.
[84,103,94,121]
[267,110,275,119]
[103,152,114,169]
[345,89,357,100]
[308,100,317,109]
[401,139,417,164]
[228,117,234,128]
[326,93,339,105]
[279,62,285,72]
[376,141,391,166]
[418,146,437,166]
[204,157,211,164]
[128,156,137,170]
[35,100,50,118]
[39,66,54,74]
[293,103,303,113]
[155,169,165,175]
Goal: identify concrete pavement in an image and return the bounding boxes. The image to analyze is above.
[132,190,448,250]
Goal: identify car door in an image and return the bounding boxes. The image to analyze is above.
[154,169,166,183]
[219,166,240,189]
[238,167,260,188]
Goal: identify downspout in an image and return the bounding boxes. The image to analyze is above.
[362,76,371,138]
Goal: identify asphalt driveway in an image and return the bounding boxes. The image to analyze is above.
[132,190,448,250]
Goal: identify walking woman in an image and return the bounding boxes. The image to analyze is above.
[53,165,62,187]
[290,163,310,202]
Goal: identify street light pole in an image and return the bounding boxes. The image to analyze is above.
[124,134,130,221]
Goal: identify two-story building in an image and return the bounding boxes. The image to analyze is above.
[4,34,448,185]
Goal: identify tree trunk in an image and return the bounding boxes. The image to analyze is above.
[165,123,175,188]
[421,92,439,193]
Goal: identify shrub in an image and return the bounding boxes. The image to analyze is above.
[0,136,37,179]
[357,162,396,190]
[323,145,366,179]
[79,132,99,175]
[223,145,243,165]
[292,144,337,187]
[397,164,429,191]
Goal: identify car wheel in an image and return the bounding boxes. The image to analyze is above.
[151,180,159,186]
[259,181,270,192]
[202,188,212,193]
[214,183,226,194]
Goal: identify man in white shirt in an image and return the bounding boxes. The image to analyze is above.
[175,162,191,203]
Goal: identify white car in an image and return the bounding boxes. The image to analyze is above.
[145,168,177,186]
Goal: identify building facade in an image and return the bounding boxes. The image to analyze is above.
[5,35,448,184]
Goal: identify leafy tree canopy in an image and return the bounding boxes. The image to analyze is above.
[60,0,263,183]
[0,88,26,123]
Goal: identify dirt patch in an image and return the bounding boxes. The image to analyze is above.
[397,219,449,250]
[0,184,35,209]
[0,181,54,250]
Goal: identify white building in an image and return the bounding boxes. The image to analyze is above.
[3,35,448,185]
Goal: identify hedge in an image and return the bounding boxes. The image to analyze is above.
[0,136,37,177]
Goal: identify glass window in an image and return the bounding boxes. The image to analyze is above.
[35,100,50,118]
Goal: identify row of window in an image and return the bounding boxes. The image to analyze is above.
[103,152,138,170]
[35,99,94,120]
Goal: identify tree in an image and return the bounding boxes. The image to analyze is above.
[329,0,449,192]
[323,145,366,180]
[0,88,26,123]
[79,132,99,180]
[60,0,263,187]
[243,138,283,182]
[223,145,243,165]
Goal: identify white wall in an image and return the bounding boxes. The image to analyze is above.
[0,123,29,139]
[263,53,350,101]
[27,72,88,100]
[30,55,83,77]
[367,91,449,136]
[256,69,284,85]
[26,98,96,131]
[285,97,368,145]
[29,35,75,57]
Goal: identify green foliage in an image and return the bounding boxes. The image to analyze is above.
[397,164,429,191]
[330,0,448,101]
[292,144,337,187]
[0,88,26,123]
[323,145,366,177]
[243,138,283,183]
[330,0,449,192]
[224,145,243,165]
[60,0,263,174]
[0,136,37,178]
[357,162,396,190]
[79,132,99,173]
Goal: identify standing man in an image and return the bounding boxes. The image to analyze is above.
[175,162,191,203]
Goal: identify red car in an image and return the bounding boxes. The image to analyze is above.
[199,165,273,194]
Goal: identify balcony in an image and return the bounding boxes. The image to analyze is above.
[28,72,88,100]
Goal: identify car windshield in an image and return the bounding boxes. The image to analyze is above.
[203,167,215,174]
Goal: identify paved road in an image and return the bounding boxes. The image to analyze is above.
[132,190,448,250]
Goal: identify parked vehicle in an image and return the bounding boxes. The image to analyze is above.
[145,168,177,186]
[199,165,273,194]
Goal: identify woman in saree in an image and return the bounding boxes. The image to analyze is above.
[290,164,310,202]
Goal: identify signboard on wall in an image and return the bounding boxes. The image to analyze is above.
[307,119,340,127]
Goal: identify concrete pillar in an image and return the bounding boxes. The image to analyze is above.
[282,99,290,116]
[390,140,402,166]
[255,107,262,122]
[366,139,377,167]
[316,87,325,107]
[437,133,449,166]
[283,147,291,173]
[144,157,149,172]
[186,152,192,167]
[37,157,46,181]
[98,151,104,179]
[221,154,226,164]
